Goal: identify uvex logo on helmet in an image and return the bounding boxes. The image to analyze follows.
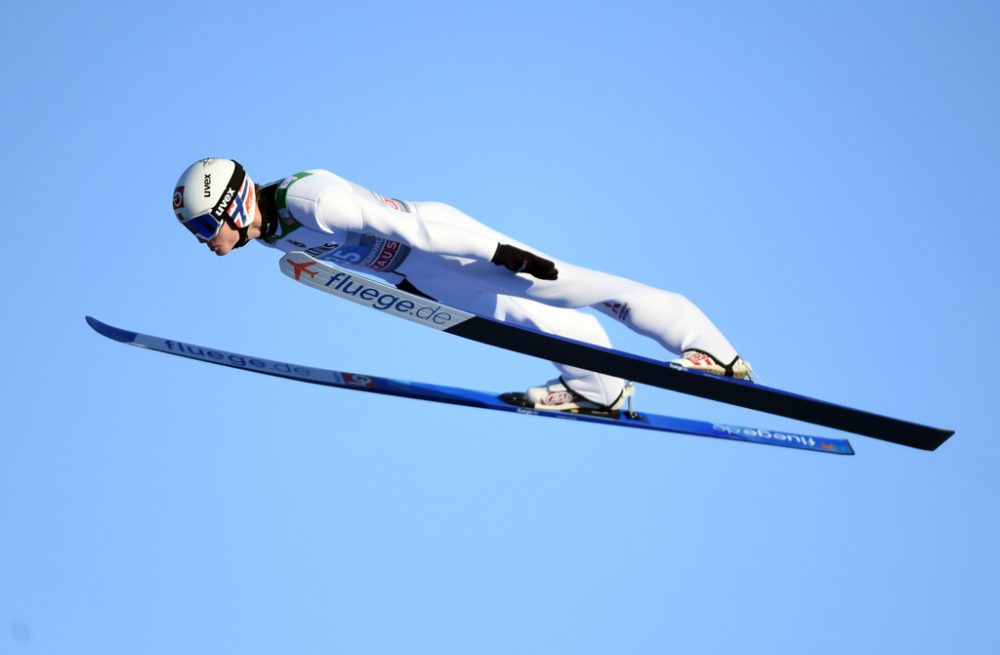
[212,185,239,218]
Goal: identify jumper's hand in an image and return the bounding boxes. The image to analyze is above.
[491,243,559,280]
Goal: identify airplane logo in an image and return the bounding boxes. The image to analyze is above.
[288,259,318,281]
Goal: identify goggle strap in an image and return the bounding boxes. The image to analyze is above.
[207,162,247,223]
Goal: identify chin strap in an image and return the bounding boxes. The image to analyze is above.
[244,183,279,248]
[232,224,252,249]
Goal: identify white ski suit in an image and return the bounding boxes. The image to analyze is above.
[258,169,739,405]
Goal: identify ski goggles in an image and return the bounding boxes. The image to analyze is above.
[177,165,256,242]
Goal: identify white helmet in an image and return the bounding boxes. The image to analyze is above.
[173,158,257,245]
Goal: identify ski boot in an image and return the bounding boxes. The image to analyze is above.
[670,349,754,381]
[500,378,634,417]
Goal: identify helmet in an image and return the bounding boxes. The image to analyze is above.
[172,158,257,245]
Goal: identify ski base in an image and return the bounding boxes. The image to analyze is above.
[86,316,853,455]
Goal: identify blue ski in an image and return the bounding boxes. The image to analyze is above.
[278,253,954,451]
[86,316,853,455]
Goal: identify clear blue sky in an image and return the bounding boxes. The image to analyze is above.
[2,1,998,653]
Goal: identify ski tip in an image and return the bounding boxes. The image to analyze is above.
[85,316,138,344]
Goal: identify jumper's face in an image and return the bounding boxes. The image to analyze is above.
[206,221,241,256]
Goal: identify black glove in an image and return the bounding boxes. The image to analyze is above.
[491,243,559,280]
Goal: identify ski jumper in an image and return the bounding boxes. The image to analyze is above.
[258,169,740,405]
